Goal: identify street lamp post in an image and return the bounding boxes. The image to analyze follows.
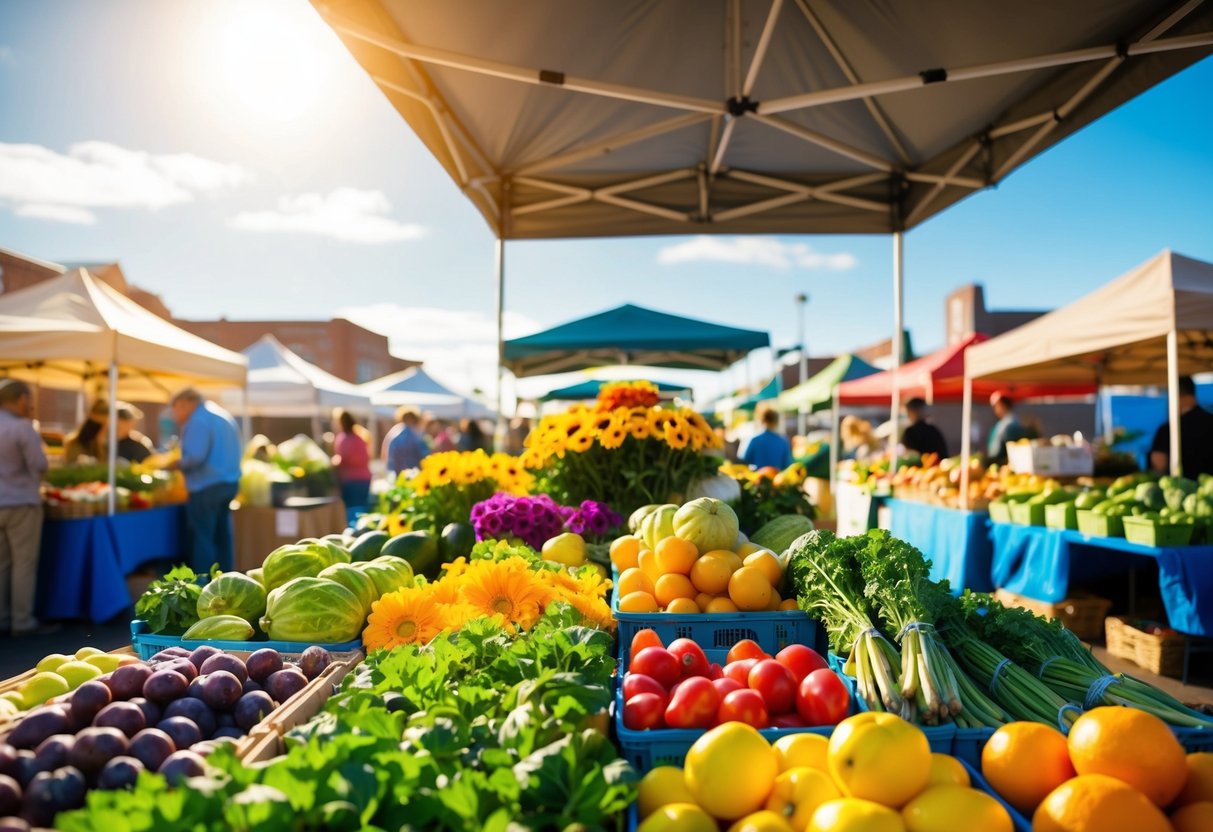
[795,292,808,437]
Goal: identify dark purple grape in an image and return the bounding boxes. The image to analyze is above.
[156,717,202,751]
[129,697,161,727]
[69,680,113,726]
[241,678,263,695]
[187,674,207,700]
[298,646,331,681]
[0,816,30,832]
[127,729,175,772]
[212,727,243,740]
[245,649,283,684]
[142,670,188,704]
[0,745,15,779]
[93,702,147,738]
[107,664,152,701]
[22,766,85,826]
[162,699,216,739]
[149,648,190,662]
[215,712,237,729]
[158,750,205,785]
[200,671,242,712]
[97,756,144,790]
[68,727,128,775]
[7,707,71,750]
[199,654,247,684]
[156,658,197,682]
[48,766,86,809]
[11,753,38,788]
[187,645,222,671]
[265,668,307,704]
[0,774,19,817]
[233,691,275,731]
[31,735,73,772]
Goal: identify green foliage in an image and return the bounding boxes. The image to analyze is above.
[134,564,213,635]
[730,477,816,535]
[44,464,164,491]
[786,529,876,652]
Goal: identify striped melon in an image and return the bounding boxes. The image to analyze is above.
[260,577,364,643]
[750,515,816,555]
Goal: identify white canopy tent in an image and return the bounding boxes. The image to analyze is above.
[959,250,1213,499]
[0,268,248,512]
[361,366,495,420]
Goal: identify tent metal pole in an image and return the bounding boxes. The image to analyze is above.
[1166,329,1182,476]
[106,361,118,517]
[960,376,973,510]
[890,231,904,462]
[241,380,251,445]
[495,236,506,441]
[829,385,840,504]
[797,292,808,437]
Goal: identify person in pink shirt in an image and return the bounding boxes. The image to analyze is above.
[331,409,372,521]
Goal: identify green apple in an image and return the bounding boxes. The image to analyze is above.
[35,653,73,673]
[74,646,105,660]
[19,671,70,709]
[0,690,25,710]
[56,660,101,689]
[84,653,122,674]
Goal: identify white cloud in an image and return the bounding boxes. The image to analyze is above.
[658,235,857,271]
[15,203,96,225]
[228,188,426,244]
[0,140,249,223]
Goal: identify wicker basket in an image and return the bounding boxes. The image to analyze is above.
[1104,615,1186,678]
[994,588,1112,641]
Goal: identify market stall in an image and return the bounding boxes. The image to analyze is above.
[361,365,494,420]
[538,377,690,402]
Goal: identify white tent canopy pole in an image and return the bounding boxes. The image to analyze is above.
[495,235,506,440]
[960,376,973,510]
[107,360,117,516]
[1167,329,1182,476]
[889,231,904,462]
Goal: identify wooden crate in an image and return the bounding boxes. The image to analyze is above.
[994,588,1112,641]
[1105,616,1186,678]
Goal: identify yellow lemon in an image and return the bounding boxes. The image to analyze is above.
[925,753,970,788]
[808,798,906,832]
[773,733,830,773]
[901,785,1012,832]
[638,766,697,819]
[638,803,717,832]
[685,722,779,821]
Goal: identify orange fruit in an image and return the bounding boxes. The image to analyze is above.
[778,598,799,611]
[620,591,659,613]
[1032,774,1171,832]
[1176,752,1213,807]
[743,551,783,586]
[629,628,664,662]
[690,553,734,594]
[695,591,714,611]
[729,566,773,611]
[655,573,697,607]
[638,549,662,581]
[736,541,769,558]
[705,548,744,572]
[765,587,783,611]
[666,597,701,614]
[617,567,655,598]
[926,753,970,788]
[982,722,1075,815]
[1172,801,1213,832]
[655,536,699,575]
[706,597,739,614]
[610,535,642,571]
[1067,706,1187,807]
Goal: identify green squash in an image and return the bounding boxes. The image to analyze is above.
[317,562,378,618]
[261,577,364,643]
[196,571,267,624]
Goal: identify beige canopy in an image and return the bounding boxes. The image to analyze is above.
[0,268,248,401]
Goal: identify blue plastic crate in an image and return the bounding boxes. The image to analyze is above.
[1174,725,1213,753]
[961,759,1032,832]
[952,726,996,768]
[130,620,363,661]
[827,651,850,675]
[845,670,957,754]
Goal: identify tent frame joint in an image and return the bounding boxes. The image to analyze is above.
[726,95,759,117]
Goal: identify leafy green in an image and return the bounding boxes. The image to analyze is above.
[730,476,816,535]
[133,564,212,635]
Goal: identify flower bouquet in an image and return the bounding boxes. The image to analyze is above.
[378,449,533,532]
[470,493,622,549]
[521,381,723,514]
[719,462,816,534]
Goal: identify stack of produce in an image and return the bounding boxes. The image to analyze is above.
[978,708,1213,832]
[0,644,332,828]
[1,649,126,721]
[42,464,184,516]
[717,462,816,535]
[634,714,1016,831]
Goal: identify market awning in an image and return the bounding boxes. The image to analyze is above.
[361,366,494,419]
[965,250,1213,385]
[777,353,881,413]
[312,0,1213,238]
[217,335,372,417]
[503,303,769,377]
[735,375,782,412]
[539,378,690,402]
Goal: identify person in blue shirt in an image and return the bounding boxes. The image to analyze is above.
[168,387,242,573]
[387,408,430,479]
[742,407,793,470]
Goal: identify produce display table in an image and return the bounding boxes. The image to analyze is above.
[887,499,994,593]
[233,498,347,572]
[36,504,185,623]
[834,481,882,536]
[990,523,1213,637]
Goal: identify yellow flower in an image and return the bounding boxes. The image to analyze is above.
[459,558,551,630]
[663,414,690,450]
[363,586,448,650]
[520,448,547,469]
[552,590,616,632]
[627,408,653,440]
[567,429,595,454]
[589,410,615,434]
[597,412,629,450]
[440,556,470,579]
[573,566,612,600]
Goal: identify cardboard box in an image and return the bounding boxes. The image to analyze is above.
[233,500,347,572]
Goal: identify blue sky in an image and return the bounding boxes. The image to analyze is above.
[1,0,1211,406]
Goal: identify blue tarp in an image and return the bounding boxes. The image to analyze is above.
[888,499,994,594]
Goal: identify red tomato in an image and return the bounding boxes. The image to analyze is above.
[711,677,744,700]
[726,639,769,664]
[723,658,759,686]
[748,659,798,715]
[796,668,851,726]
[632,647,681,689]
[664,677,720,729]
[623,673,667,699]
[667,638,711,679]
[718,688,769,729]
[769,712,808,729]
[629,629,664,664]
[775,644,830,683]
[707,663,724,680]
[623,692,666,730]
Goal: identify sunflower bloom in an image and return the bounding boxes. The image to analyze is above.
[663,415,690,450]
[363,586,447,650]
[628,408,653,440]
[567,429,595,454]
[460,558,550,630]
[598,413,629,449]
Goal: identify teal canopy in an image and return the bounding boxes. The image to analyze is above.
[503,303,769,378]
[736,375,782,412]
[539,378,690,402]
[776,354,880,413]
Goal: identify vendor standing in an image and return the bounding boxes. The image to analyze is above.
[901,397,948,459]
[1150,376,1213,477]
[0,380,51,635]
[742,407,793,470]
[167,388,242,573]
[986,392,1028,465]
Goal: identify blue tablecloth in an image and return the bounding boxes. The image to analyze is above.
[887,499,994,593]
[36,505,186,623]
[990,523,1213,637]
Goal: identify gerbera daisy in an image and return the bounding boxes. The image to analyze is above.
[363,586,448,650]
[552,591,616,632]
[460,558,551,630]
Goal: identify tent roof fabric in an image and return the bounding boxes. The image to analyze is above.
[965,250,1213,385]
[0,269,246,400]
[736,374,782,412]
[503,303,769,377]
[539,378,689,402]
[313,0,1213,239]
[777,353,880,412]
[361,366,494,419]
[218,335,371,416]
[836,333,1094,405]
